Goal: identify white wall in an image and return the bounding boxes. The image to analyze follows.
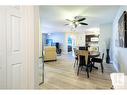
[47,32,65,44]
[76,33,86,46]
[64,32,86,54]
[46,32,86,54]
[112,6,127,74]
[99,23,112,62]
[42,33,47,49]
[47,32,66,53]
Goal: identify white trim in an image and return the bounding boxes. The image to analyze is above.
[112,61,119,72]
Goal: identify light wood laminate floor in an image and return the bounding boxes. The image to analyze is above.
[40,54,116,89]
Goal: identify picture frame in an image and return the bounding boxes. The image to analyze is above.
[118,11,127,48]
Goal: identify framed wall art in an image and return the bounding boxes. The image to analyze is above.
[118,11,127,48]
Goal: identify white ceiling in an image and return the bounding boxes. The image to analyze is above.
[39,6,120,33]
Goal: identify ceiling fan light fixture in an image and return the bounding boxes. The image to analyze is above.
[75,21,79,25]
[78,24,81,26]
[65,16,88,28]
[69,22,73,26]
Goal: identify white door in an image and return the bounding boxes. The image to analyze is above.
[0,7,7,89]
[6,7,25,89]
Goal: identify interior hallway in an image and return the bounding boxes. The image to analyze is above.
[40,54,116,89]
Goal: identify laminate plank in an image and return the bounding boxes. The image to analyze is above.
[40,54,116,89]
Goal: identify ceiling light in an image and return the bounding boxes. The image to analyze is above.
[75,22,79,25]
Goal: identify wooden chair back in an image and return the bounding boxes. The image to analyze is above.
[77,50,89,65]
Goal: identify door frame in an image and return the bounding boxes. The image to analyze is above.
[0,7,7,89]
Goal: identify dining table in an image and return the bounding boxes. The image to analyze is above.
[78,50,100,69]
[76,50,100,78]
[89,51,100,58]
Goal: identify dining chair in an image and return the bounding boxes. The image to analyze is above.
[73,48,78,67]
[77,50,90,78]
[90,53,104,73]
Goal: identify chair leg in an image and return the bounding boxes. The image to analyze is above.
[86,66,89,78]
[92,62,95,67]
[74,60,76,67]
[92,62,98,69]
[76,60,78,66]
[77,65,80,76]
[100,63,104,73]
[74,59,78,67]
[74,59,78,68]
[90,62,93,72]
[81,66,83,71]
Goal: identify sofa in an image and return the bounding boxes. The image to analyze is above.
[43,46,57,62]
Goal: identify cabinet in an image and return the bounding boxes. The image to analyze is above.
[85,35,99,46]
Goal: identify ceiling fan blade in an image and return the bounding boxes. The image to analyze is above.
[80,22,88,25]
[66,19,72,22]
[64,24,69,26]
[77,18,86,22]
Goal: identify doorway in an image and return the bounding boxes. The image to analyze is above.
[67,36,73,54]
[67,35,76,56]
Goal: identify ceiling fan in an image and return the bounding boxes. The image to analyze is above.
[65,16,88,28]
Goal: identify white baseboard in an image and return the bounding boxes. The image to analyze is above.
[112,61,119,72]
